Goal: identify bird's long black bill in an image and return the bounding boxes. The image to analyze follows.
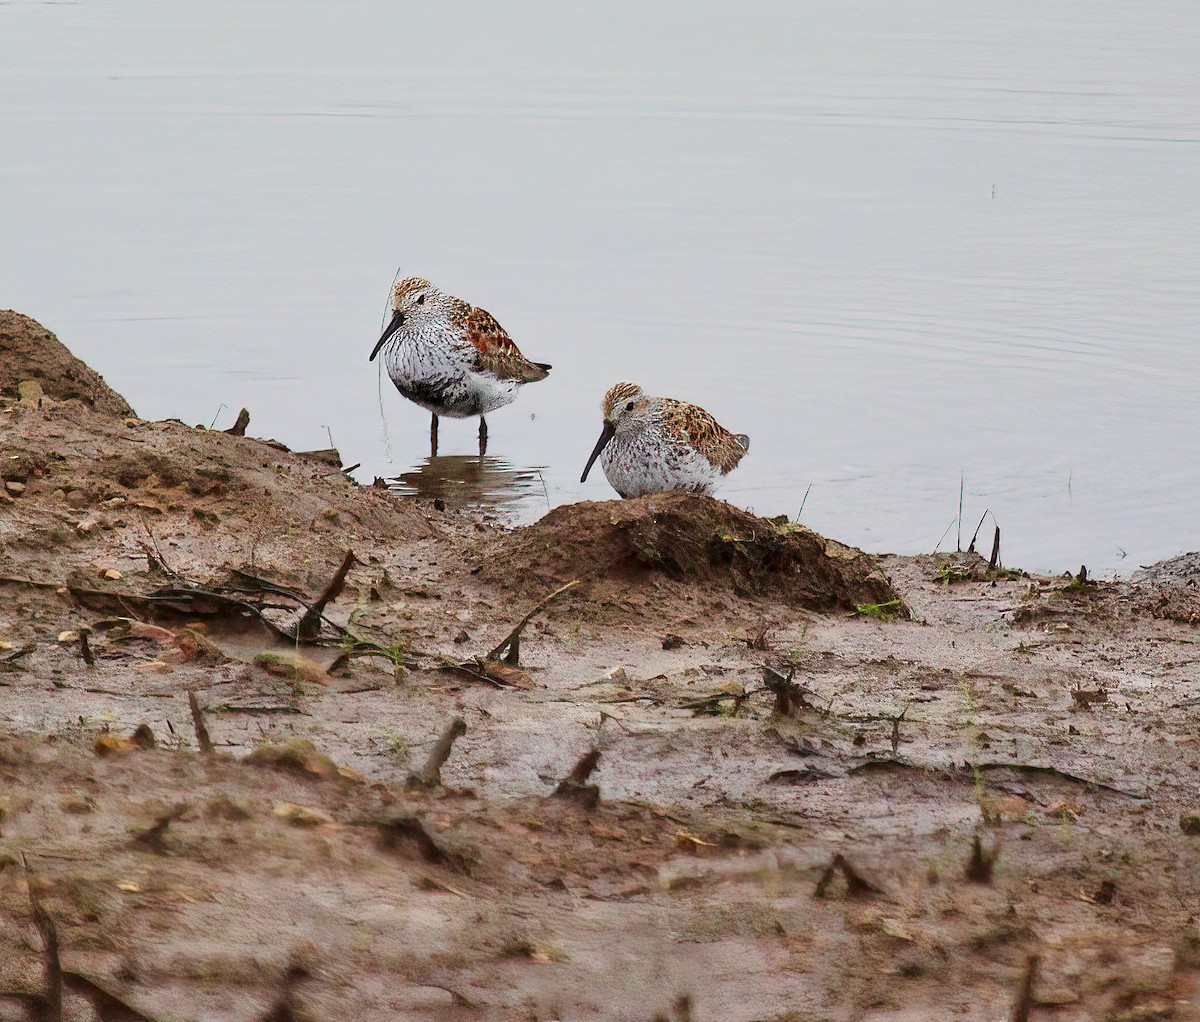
[369,310,405,361]
[580,421,616,483]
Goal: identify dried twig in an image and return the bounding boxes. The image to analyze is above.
[967,508,990,554]
[78,627,95,667]
[223,408,250,436]
[188,692,214,754]
[965,834,1000,883]
[132,805,187,853]
[407,716,466,789]
[296,549,356,641]
[553,748,601,808]
[485,579,580,665]
[989,526,1002,570]
[23,854,63,1022]
[762,664,814,716]
[890,703,909,754]
[1010,953,1040,1022]
[814,853,884,899]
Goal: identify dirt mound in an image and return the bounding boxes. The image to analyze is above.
[486,492,905,614]
[0,310,135,417]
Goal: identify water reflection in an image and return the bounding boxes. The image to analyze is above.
[388,454,548,514]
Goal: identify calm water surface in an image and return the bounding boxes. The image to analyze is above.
[3,2,1198,574]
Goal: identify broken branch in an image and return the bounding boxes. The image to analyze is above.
[814,852,884,899]
[553,748,601,808]
[223,408,250,436]
[188,691,214,754]
[1010,953,1040,1022]
[407,716,466,789]
[486,579,580,665]
[965,834,1000,883]
[296,549,356,641]
[22,854,63,1022]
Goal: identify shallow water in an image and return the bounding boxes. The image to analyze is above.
[3,2,1197,575]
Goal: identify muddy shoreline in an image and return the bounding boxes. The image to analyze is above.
[2,310,1200,1021]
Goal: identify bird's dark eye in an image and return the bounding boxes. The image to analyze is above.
[416,294,425,305]
[625,401,635,411]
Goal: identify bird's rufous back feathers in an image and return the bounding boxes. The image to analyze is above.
[658,398,749,474]
[463,304,551,383]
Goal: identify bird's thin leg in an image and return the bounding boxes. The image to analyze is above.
[478,416,488,456]
[430,413,439,457]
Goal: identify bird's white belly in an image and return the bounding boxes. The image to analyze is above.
[601,436,722,498]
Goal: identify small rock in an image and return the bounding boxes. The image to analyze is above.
[662,634,685,650]
[66,489,88,508]
[4,481,26,496]
[1181,812,1200,835]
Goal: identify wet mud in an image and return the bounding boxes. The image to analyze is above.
[2,312,1200,1021]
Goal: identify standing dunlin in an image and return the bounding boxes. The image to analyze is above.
[580,382,750,498]
[370,275,551,454]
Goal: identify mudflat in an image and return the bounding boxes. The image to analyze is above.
[2,310,1199,1021]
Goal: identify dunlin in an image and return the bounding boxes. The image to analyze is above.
[580,382,750,498]
[370,275,551,454]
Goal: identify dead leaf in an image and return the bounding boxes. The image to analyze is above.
[880,917,916,941]
[675,828,716,850]
[526,942,567,964]
[273,802,334,827]
[95,735,139,756]
[1047,797,1082,821]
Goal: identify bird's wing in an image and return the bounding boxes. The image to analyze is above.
[659,398,748,474]
[465,306,550,383]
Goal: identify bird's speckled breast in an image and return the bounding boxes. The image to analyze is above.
[600,427,723,498]
[382,325,520,418]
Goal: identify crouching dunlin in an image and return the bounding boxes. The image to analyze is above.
[580,382,750,498]
[370,275,551,455]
